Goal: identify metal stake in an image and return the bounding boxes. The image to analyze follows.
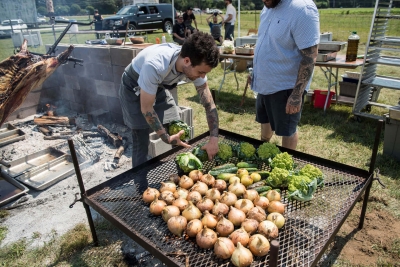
[68,139,99,246]
[269,240,280,267]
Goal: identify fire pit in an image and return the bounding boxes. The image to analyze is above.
[71,129,377,267]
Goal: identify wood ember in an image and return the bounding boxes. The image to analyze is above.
[97,125,122,147]
[34,116,75,126]
[38,126,52,136]
[71,135,99,163]
[0,40,74,126]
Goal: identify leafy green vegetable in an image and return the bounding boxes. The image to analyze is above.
[233,142,257,161]
[267,167,290,188]
[269,152,294,170]
[216,143,233,163]
[176,152,203,173]
[287,175,318,202]
[168,120,190,141]
[257,142,281,161]
[192,143,209,162]
[299,164,324,187]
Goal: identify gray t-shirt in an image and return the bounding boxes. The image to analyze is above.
[130,43,207,95]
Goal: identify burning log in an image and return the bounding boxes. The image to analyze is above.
[0,40,74,126]
[38,126,52,136]
[34,116,76,126]
[46,104,57,116]
[97,125,123,147]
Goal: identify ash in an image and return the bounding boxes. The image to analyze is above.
[0,111,164,267]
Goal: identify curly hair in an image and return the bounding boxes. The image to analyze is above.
[180,32,220,68]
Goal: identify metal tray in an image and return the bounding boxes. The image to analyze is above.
[318,41,347,52]
[1,147,66,178]
[0,123,25,147]
[0,173,29,207]
[317,51,337,62]
[15,154,90,190]
[235,46,254,55]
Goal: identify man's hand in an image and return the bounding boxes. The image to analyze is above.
[286,93,302,114]
[201,136,218,161]
[169,130,191,148]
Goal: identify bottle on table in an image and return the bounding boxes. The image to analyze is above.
[161,34,166,43]
[345,31,360,62]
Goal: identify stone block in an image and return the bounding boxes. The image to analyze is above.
[88,46,111,64]
[86,63,113,82]
[64,74,80,90]
[87,109,111,126]
[110,46,136,67]
[61,86,76,102]
[148,126,194,158]
[170,88,178,106]
[109,111,125,125]
[69,101,85,114]
[113,65,125,84]
[95,80,118,98]
[107,97,123,115]
[6,105,39,122]
[19,90,42,109]
[179,106,193,127]
[77,76,97,94]
[41,69,65,89]
[39,86,62,105]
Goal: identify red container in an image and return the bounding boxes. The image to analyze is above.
[313,89,335,109]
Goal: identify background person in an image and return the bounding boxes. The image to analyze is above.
[119,32,220,170]
[93,9,103,39]
[183,7,198,35]
[173,15,189,45]
[206,12,224,44]
[223,0,236,40]
[250,0,319,150]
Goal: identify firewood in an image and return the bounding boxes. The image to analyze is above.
[34,116,75,126]
[0,40,74,126]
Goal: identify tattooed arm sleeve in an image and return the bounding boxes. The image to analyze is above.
[196,82,219,137]
[288,44,318,107]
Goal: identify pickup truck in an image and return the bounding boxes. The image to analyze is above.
[102,3,175,35]
[0,19,28,38]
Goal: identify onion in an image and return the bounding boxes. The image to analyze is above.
[258,220,279,240]
[236,168,249,178]
[267,201,286,214]
[214,237,235,259]
[234,199,254,214]
[220,191,237,207]
[253,195,269,209]
[241,219,259,235]
[240,175,253,187]
[160,181,177,193]
[200,174,215,187]
[248,234,270,257]
[246,206,267,222]
[169,173,180,184]
[174,187,189,199]
[266,190,281,202]
[187,190,202,204]
[205,188,221,202]
[196,226,218,249]
[196,197,214,213]
[179,175,194,190]
[227,206,246,227]
[162,205,180,222]
[229,226,250,246]
[149,199,167,216]
[228,180,246,197]
[231,242,253,267]
[160,190,175,205]
[201,210,218,229]
[186,219,203,238]
[267,212,286,229]
[229,176,241,185]
[182,201,202,221]
[172,197,189,212]
[243,189,259,202]
[213,179,227,192]
[188,170,203,182]
[191,181,209,196]
[142,188,160,204]
[167,215,187,237]
[216,214,234,237]
[212,199,229,216]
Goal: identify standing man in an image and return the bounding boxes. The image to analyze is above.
[250,0,319,150]
[173,15,189,45]
[183,7,198,35]
[119,32,220,169]
[93,9,103,39]
[223,0,236,40]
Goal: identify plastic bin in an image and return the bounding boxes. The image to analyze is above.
[339,81,358,97]
[313,89,335,109]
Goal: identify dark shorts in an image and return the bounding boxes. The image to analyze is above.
[255,89,306,137]
[224,23,234,40]
[186,25,196,33]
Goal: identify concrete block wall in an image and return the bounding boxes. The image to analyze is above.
[7,44,139,125]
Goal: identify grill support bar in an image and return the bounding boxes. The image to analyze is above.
[68,139,99,246]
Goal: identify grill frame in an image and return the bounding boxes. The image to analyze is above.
[80,129,373,267]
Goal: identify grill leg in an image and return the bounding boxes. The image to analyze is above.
[269,240,280,267]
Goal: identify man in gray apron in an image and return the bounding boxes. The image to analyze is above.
[119,32,220,169]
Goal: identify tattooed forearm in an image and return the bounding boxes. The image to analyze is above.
[160,133,169,143]
[196,83,219,137]
[290,44,318,107]
[142,110,163,132]
[207,108,219,137]
[196,83,213,110]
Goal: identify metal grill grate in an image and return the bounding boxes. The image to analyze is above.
[84,129,371,267]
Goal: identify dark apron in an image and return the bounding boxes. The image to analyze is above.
[119,64,180,130]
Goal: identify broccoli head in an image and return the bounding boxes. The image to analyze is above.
[234,142,257,161]
[168,120,190,141]
[267,167,290,188]
[192,143,209,162]
[299,164,324,187]
[287,175,318,202]
[269,152,294,170]
[216,142,233,163]
[257,142,281,161]
[176,152,203,173]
